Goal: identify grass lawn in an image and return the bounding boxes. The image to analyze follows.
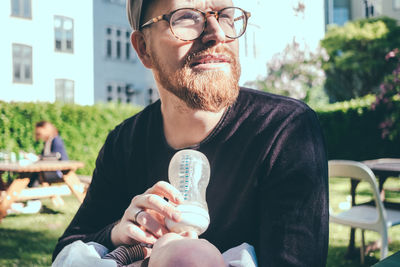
[0,196,80,266]
[0,178,399,266]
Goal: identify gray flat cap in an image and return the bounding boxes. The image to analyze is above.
[127,0,144,31]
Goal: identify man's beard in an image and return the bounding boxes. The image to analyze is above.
[151,46,241,112]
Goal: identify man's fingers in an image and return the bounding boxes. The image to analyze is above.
[133,194,181,222]
[135,210,169,237]
[126,224,158,245]
[113,181,184,247]
[113,181,185,248]
[144,181,184,204]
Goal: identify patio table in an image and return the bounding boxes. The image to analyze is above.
[363,158,400,197]
[0,160,85,220]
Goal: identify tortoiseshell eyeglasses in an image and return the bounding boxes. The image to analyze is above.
[140,7,251,41]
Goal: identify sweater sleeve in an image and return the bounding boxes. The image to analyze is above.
[258,107,329,267]
[52,136,69,160]
[52,129,130,261]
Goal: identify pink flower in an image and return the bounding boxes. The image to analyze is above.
[385,48,399,60]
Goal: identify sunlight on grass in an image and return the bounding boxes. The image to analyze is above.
[0,196,80,266]
[0,178,399,266]
[328,177,400,267]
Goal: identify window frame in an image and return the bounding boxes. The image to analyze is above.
[106,82,138,104]
[10,0,32,19]
[54,15,74,53]
[105,26,135,62]
[12,43,33,84]
[394,0,400,10]
[55,79,75,103]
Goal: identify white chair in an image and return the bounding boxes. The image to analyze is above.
[328,160,400,263]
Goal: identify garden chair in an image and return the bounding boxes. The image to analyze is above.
[328,160,400,263]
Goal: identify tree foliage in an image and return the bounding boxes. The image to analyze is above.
[320,16,400,102]
[372,48,400,141]
[249,39,329,107]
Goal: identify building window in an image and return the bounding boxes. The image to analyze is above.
[54,16,74,53]
[55,79,74,103]
[106,83,138,104]
[147,88,154,105]
[394,0,400,9]
[326,0,350,26]
[105,27,134,61]
[11,0,31,18]
[12,44,32,84]
[333,0,350,26]
[107,0,126,5]
[116,30,121,59]
[125,31,131,60]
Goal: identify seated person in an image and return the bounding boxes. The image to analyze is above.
[35,121,68,161]
[29,121,68,187]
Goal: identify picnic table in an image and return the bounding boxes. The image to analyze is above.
[0,160,86,220]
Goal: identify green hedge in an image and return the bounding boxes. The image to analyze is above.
[0,101,141,175]
[0,99,399,176]
[315,95,400,160]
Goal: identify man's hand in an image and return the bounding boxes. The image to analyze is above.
[111,181,184,247]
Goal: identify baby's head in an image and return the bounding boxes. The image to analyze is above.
[149,232,225,267]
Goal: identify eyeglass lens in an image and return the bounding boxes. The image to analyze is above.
[170,8,247,41]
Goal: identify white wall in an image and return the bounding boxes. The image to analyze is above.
[0,1,14,101]
[0,0,94,105]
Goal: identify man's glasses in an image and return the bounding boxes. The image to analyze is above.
[140,7,251,41]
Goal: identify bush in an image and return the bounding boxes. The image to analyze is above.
[0,101,141,175]
[316,95,400,160]
[321,17,400,102]
[372,48,400,141]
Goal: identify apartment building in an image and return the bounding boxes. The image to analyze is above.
[93,0,156,106]
[1,0,95,105]
[325,0,400,26]
[1,0,155,106]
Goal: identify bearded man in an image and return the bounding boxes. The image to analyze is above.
[52,0,329,266]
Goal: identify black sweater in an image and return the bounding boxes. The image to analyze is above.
[53,88,329,267]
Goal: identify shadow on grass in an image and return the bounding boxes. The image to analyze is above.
[40,204,63,215]
[328,246,380,267]
[0,228,56,265]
